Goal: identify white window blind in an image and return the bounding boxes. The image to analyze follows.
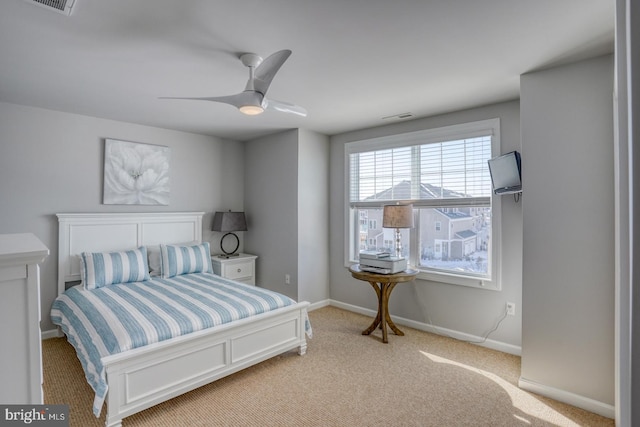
[349,136,492,206]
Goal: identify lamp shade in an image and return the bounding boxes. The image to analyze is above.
[212,211,247,232]
[383,204,414,229]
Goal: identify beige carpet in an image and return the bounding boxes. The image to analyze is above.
[43,306,613,426]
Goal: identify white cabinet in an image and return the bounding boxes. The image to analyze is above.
[0,233,49,404]
[211,253,257,285]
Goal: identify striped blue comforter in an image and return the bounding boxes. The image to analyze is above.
[50,272,312,417]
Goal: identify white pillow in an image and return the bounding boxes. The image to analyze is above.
[79,247,150,290]
[160,242,212,278]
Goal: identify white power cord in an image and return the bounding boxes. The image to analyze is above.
[427,304,509,345]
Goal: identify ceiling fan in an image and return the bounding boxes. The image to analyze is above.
[161,49,307,117]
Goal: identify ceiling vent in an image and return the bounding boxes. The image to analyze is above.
[22,0,76,16]
[382,112,415,121]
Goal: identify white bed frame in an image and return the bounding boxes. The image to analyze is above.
[56,212,309,427]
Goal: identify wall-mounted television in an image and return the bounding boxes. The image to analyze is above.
[488,151,522,195]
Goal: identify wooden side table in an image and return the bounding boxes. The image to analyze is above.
[349,264,419,343]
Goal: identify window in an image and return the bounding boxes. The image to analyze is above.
[345,119,502,289]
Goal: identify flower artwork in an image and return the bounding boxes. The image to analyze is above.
[103,139,170,205]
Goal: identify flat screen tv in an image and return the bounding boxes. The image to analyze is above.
[487,151,522,195]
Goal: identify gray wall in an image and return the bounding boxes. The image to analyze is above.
[244,128,330,304]
[614,0,632,423]
[297,129,330,303]
[244,130,300,299]
[615,1,640,423]
[0,101,245,332]
[329,100,523,350]
[520,55,614,408]
[631,1,640,422]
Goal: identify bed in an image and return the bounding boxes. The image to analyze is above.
[52,212,311,427]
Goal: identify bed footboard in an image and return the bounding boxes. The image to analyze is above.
[103,303,308,427]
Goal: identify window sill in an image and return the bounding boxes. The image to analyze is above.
[415,269,500,291]
[345,261,500,291]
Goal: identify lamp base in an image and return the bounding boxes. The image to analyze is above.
[394,228,403,258]
[217,253,240,259]
[219,232,241,257]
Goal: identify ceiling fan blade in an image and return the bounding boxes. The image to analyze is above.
[252,49,292,95]
[160,92,262,109]
[160,50,302,118]
[159,95,239,106]
[264,98,307,117]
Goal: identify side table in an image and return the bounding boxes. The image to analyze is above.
[211,253,258,285]
[349,264,418,343]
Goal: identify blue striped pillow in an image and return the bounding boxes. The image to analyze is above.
[160,242,212,278]
[80,247,150,290]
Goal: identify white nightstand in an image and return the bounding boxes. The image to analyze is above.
[211,253,258,285]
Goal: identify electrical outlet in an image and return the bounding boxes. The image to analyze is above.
[506,302,516,316]
[285,274,290,285]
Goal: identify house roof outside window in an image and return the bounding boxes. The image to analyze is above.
[365,180,468,201]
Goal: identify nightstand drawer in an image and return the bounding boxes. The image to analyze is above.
[211,253,257,285]
[224,261,253,280]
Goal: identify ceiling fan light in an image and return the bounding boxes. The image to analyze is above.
[239,105,264,115]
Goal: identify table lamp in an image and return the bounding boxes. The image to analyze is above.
[382,204,413,259]
[212,211,247,258]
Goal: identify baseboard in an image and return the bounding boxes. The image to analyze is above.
[328,299,522,356]
[308,299,331,311]
[518,377,615,419]
[41,328,62,340]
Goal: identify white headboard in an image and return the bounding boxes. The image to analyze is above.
[57,212,204,295]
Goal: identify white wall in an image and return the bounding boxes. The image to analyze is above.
[329,100,523,351]
[0,101,245,332]
[519,55,614,415]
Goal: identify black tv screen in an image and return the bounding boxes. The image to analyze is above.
[488,151,522,195]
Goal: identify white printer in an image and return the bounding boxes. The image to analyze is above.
[358,251,407,274]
